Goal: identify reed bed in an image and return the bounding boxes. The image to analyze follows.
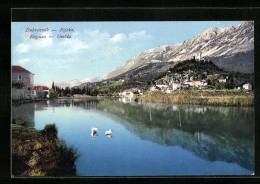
[140,90,254,106]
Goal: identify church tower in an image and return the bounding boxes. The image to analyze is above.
[198,51,202,61]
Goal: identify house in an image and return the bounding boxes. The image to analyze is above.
[172,82,181,90]
[219,78,227,83]
[12,65,34,90]
[122,90,134,98]
[150,85,162,91]
[194,80,207,87]
[33,85,50,98]
[243,83,252,90]
[202,80,208,86]
[156,84,168,91]
[181,83,190,88]
[121,88,141,98]
[184,81,194,86]
[166,85,173,93]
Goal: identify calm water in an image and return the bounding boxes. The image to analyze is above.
[12,98,254,176]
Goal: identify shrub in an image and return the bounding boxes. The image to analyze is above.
[12,115,27,126]
[53,139,79,176]
[41,123,58,138]
[28,168,46,176]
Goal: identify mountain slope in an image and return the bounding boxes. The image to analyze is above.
[45,78,93,88]
[97,21,254,82]
[99,44,181,81]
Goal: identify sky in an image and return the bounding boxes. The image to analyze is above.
[11,21,244,85]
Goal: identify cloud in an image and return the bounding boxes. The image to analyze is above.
[110,31,151,42]
[18,58,30,64]
[16,43,29,53]
[15,32,53,53]
[13,28,152,79]
[128,31,151,40]
[36,32,53,48]
[110,33,127,42]
[15,29,151,57]
[61,38,89,54]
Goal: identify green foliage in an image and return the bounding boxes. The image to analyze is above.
[36,90,47,99]
[49,88,59,98]
[28,169,46,176]
[12,82,25,89]
[52,81,55,90]
[54,139,79,176]
[41,123,58,138]
[169,59,222,74]
[141,90,254,106]
[87,81,142,96]
[12,115,27,126]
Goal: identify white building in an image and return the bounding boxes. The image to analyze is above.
[219,78,227,83]
[156,84,168,91]
[198,51,202,61]
[150,85,162,91]
[184,81,194,86]
[166,85,173,93]
[243,83,252,90]
[172,82,181,90]
[33,86,50,98]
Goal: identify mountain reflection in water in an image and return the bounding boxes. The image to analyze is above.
[12,98,254,174]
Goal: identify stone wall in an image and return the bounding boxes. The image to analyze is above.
[12,72,34,90]
[12,88,34,100]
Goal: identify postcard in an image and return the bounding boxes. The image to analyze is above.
[11,21,254,177]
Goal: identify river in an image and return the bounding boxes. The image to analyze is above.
[12,98,254,176]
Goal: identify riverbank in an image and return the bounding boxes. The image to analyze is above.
[12,124,78,176]
[58,94,111,99]
[12,99,48,105]
[139,90,254,106]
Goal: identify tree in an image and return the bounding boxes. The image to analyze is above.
[197,74,203,80]
[49,88,59,98]
[52,81,55,90]
[81,87,86,94]
[36,90,46,99]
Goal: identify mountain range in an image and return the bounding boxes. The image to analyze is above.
[96,21,253,82]
[44,78,93,88]
[46,21,254,88]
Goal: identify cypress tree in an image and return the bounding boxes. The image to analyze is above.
[52,81,55,90]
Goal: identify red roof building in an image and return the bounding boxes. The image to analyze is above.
[12,65,34,90]
[33,86,49,90]
[12,66,34,74]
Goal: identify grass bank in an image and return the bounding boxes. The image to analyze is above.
[139,90,254,106]
[12,123,79,177]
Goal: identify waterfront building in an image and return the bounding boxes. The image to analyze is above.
[12,65,34,90]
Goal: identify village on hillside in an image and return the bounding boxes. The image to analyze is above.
[12,54,253,102]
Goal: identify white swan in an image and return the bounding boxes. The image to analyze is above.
[105,129,112,135]
[91,131,98,139]
[91,126,98,133]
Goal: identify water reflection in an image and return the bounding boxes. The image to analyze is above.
[96,98,254,171]
[91,131,98,139]
[12,103,35,128]
[106,134,113,138]
[12,98,254,172]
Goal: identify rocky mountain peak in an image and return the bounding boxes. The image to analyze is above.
[91,21,254,82]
